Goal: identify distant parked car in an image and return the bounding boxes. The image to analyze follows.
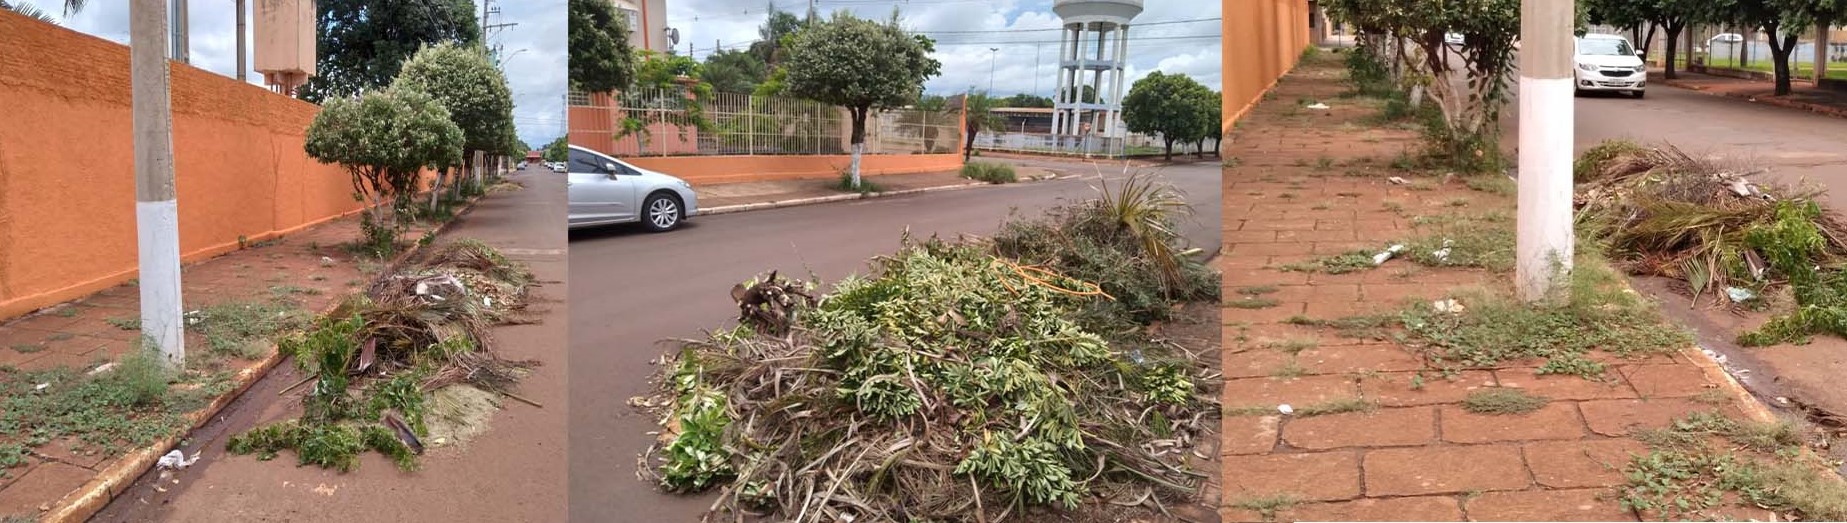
[549,162,566,173]
[1709,33,1744,44]
[566,145,699,231]
[1574,34,1647,98]
[1445,32,1465,46]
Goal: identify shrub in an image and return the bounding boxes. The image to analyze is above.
[961,161,1017,184]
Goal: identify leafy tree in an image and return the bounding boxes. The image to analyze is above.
[1121,72,1212,161]
[391,42,515,199]
[1585,0,1708,79]
[1323,0,1520,172]
[951,93,1005,161]
[1,0,83,23]
[782,11,942,188]
[1200,90,1224,158]
[1058,85,1098,104]
[1713,0,1847,94]
[1001,93,1054,108]
[748,7,806,66]
[297,0,480,103]
[304,88,463,255]
[704,49,768,94]
[570,0,636,94]
[619,51,716,145]
[543,136,569,163]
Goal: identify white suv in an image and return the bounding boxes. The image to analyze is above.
[1574,34,1647,98]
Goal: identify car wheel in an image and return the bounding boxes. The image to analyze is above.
[641,192,682,232]
[1633,90,1646,99]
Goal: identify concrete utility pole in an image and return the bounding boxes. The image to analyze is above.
[235,0,245,81]
[988,47,999,94]
[1517,0,1576,302]
[132,0,186,367]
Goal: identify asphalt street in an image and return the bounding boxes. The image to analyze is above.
[565,159,1221,522]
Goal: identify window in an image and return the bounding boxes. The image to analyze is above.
[620,8,640,32]
[568,149,607,174]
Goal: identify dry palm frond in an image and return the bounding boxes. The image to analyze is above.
[1094,166,1194,293]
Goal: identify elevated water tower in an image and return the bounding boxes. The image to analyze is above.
[1050,0,1141,141]
[254,0,316,95]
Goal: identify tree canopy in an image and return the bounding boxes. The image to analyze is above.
[1002,93,1054,108]
[304,87,463,250]
[297,0,480,103]
[391,42,515,155]
[703,49,768,94]
[781,11,941,186]
[1121,72,1213,161]
[748,7,806,66]
[569,0,637,94]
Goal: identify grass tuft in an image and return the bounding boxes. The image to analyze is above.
[1460,389,1547,414]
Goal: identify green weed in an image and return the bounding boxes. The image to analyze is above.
[1460,389,1548,414]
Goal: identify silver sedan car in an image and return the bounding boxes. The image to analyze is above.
[566,145,699,231]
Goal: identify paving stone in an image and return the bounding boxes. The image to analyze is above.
[1465,488,1639,521]
[1360,370,1498,407]
[1440,403,1587,443]
[1222,416,1281,455]
[0,461,92,515]
[1222,374,1358,410]
[1579,398,1724,436]
[1282,407,1436,449]
[1279,496,1464,522]
[1620,364,1715,398]
[1493,370,1637,400]
[1222,451,1362,502]
[1362,445,1530,496]
[1524,439,1650,488]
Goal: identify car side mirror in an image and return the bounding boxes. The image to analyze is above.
[603,162,620,175]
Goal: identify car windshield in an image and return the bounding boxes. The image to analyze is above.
[1578,38,1634,56]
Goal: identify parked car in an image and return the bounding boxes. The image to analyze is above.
[1573,34,1647,98]
[549,162,566,173]
[566,145,698,231]
[1444,32,1464,46]
[1709,33,1744,44]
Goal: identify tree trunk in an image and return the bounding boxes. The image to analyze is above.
[1768,25,1795,96]
[1194,139,1205,159]
[1641,24,1658,59]
[1163,137,1173,162]
[963,121,978,161]
[849,107,867,187]
[1212,137,1223,156]
[1664,23,1684,79]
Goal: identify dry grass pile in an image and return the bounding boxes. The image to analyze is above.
[226,240,537,471]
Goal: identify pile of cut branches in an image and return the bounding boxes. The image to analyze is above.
[1575,141,1847,346]
[227,240,538,471]
[646,173,1219,522]
[1575,141,1847,306]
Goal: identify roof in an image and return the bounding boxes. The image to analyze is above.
[991,107,1055,114]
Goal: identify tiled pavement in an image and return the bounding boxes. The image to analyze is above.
[1217,54,1773,522]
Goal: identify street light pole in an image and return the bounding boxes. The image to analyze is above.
[132,0,186,368]
[988,47,999,94]
[1516,0,1576,302]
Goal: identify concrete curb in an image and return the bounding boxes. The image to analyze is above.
[1663,79,1847,120]
[700,181,995,216]
[40,187,492,523]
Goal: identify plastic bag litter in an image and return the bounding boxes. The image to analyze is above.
[1306,102,1330,110]
[1433,299,1466,314]
[1431,239,1454,262]
[157,450,198,470]
[1373,244,1405,265]
[1277,404,1295,415]
[1725,287,1756,303]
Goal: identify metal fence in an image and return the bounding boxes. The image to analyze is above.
[569,88,961,157]
[973,131,1209,158]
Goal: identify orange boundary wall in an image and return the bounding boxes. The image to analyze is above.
[0,11,410,320]
[1222,0,1311,147]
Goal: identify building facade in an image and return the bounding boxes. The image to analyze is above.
[609,0,671,53]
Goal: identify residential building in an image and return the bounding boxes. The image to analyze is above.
[609,0,671,53]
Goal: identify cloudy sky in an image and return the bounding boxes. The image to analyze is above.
[49,0,567,148]
[671,0,1223,97]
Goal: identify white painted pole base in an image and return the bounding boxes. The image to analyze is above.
[137,199,185,367]
[1516,76,1576,302]
[850,142,864,188]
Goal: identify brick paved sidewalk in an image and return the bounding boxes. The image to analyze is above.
[1661,70,1847,119]
[1218,55,1781,522]
[0,200,454,519]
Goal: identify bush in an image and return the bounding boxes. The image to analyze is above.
[961,161,1016,184]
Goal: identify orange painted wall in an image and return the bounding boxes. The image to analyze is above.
[627,154,965,186]
[1223,0,1311,150]
[0,11,389,320]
